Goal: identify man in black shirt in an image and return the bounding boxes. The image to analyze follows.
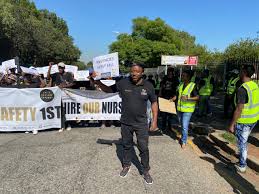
[158,68,179,131]
[228,65,258,173]
[47,62,74,132]
[90,63,158,184]
[47,62,74,88]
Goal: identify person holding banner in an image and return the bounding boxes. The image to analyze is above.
[177,70,199,149]
[47,62,74,88]
[89,63,158,185]
[47,62,74,132]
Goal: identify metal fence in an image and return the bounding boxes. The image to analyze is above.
[225,58,259,81]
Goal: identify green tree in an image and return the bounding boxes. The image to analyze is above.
[74,61,86,70]
[224,37,259,62]
[109,17,209,68]
[0,0,81,66]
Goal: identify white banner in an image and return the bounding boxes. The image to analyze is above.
[93,52,119,79]
[0,87,62,131]
[161,55,189,65]
[62,89,121,120]
[161,55,198,66]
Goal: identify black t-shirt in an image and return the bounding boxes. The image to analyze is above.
[160,76,179,99]
[236,86,248,104]
[51,72,73,86]
[147,78,156,88]
[111,78,157,128]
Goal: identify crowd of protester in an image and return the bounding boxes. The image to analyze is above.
[1,60,258,177]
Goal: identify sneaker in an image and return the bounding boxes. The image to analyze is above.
[32,130,38,135]
[58,128,64,133]
[25,131,29,134]
[181,143,186,149]
[143,172,153,184]
[66,125,72,131]
[235,164,246,173]
[100,124,105,129]
[110,125,116,128]
[119,166,130,178]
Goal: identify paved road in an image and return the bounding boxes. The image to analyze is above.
[0,127,235,194]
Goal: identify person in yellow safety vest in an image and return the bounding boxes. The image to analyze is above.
[176,70,199,149]
[228,65,259,173]
[224,69,241,118]
[198,69,214,117]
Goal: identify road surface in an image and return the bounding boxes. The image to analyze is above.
[0,127,249,193]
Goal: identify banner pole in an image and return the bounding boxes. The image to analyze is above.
[15,56,21,87]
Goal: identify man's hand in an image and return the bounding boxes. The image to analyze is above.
[149,121,158,131]
[228,124,235,134]
[58,83,66,89]
[89,71,98,79]
[170,96,177,102]
[49,62,54,68]
[181,95,188,101]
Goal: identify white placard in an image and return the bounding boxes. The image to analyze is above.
[100,80,116,86]
[93,52,119,79]
[36,65,59,77]
[21,66,39,75]
[0,66,7,74]
[74,70,89,81]
[36,65,78,77]
[2,59,16,70]
[65,65,78,75]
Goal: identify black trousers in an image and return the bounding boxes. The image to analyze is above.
[121,124,150,172]
[224,94,235,118]
[160,112,172,131]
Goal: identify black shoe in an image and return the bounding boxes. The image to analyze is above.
[143,172,153,184]
[119,166,130,178]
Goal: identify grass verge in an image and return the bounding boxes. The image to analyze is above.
[221,132,236,144]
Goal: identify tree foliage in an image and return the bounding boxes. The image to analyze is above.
[224,37,259,62]
[0,0,81,66]
[109,17,210,68]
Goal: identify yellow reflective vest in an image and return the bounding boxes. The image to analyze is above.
[177,82,196,113]
[235,81,259,124]
[199,75,213,96]
[227,77,239,95]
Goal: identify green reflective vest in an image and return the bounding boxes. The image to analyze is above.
[227,77,239,95]
[199,75,213,96]
[177,82,196,113]
[235,81,259,124]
